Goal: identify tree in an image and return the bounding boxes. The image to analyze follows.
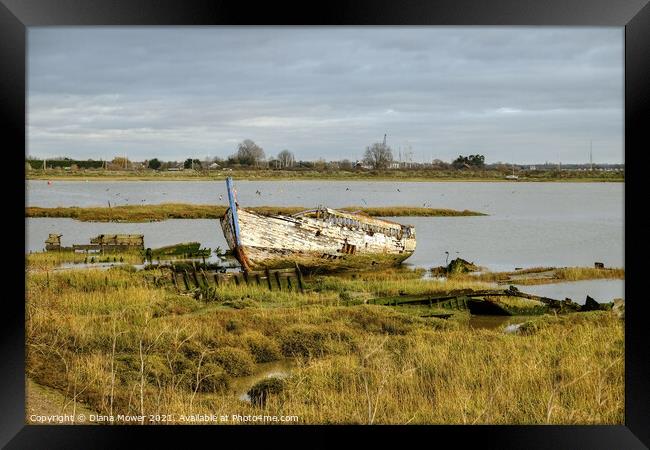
[147,158,162,170]
[468,154,485,167]
[314,158,327,170]
[111,156,130,169]
[277,150,295,168]
[362,142,393,170]
[452,154,485,169]
[339,159,353,170]
[235,139,265,166]
[184,158,202,169]
[431,158,449,169]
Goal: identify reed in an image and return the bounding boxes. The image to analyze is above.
[25,265,623,425]
[450,266,624,285]
[26,251,144,271]
[27,168,624,182]
[26,203,485,222]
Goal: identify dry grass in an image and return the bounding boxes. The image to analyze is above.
[26,251,144,271]
[554,267,625,282]
[273,313,623,424]
[26,203,485,222]
[27,167,624,182]
[451,266,624,285]
[25,265,624,425]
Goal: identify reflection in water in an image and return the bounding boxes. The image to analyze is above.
[230,359,295,402]
[513,279,624,303]
[468,315,539,331]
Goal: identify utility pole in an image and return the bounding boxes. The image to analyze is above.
[590,140,593,171]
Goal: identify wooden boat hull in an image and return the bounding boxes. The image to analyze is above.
[221,207,416,271]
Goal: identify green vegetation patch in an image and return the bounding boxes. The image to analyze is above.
[26,203,486,222]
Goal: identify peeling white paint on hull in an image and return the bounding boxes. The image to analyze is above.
[221,207,416,271]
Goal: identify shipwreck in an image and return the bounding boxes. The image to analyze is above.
[220,177,416,271]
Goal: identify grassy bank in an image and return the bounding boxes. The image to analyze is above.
[26,203,486,222]
[26,251,144,271]
[27,168,624,183]
[25,263,623,424]
[451,266,625,285]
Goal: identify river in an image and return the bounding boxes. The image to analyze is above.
[26,180,624,300]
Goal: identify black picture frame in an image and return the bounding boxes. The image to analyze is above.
[2,0,648,447]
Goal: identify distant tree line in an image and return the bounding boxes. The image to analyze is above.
[28,145,491,173]
[452,154,485,169]
[27,158,105,169]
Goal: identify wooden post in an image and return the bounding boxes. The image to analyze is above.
[171,271,178,289]
[233,274,240,286]
[182,271,190,290]
[191,268,200,288]
[294,264,305,293]
[287,275,293,291]
[265,268,272,291]
[274,271,282,291]
[255,273,261,286]
[213,273,220,286]
[242,271,249,285]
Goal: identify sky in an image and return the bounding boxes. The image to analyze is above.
[27,27,624,164]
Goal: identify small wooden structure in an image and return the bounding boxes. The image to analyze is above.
[44,233,62,251]
[44,233,144,253]
[72,234,144,252]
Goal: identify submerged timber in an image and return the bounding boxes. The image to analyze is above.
[220,178,416,271]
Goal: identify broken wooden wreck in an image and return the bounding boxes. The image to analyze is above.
[45,233,144,253]
[220,177,416,271]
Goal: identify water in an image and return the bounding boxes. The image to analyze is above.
[26,217,224,254]
[26,181,623,268]
[26,180,624,299]
[513,279,624,303]
[229,359,295,402]
[468,315,539,330]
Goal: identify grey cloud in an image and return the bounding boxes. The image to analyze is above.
[27,27,623,163]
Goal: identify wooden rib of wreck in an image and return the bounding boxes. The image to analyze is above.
[220,177,416,271]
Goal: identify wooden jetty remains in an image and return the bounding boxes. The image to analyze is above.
[158,262,305,294]
[374,285,611,315]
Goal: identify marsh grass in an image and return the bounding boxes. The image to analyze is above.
[26,251,144,271]
[553,267,625,282]
[25,265,624,424]
[451,266,624,285]
[27,167,624,182]
[26,204,485,222]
